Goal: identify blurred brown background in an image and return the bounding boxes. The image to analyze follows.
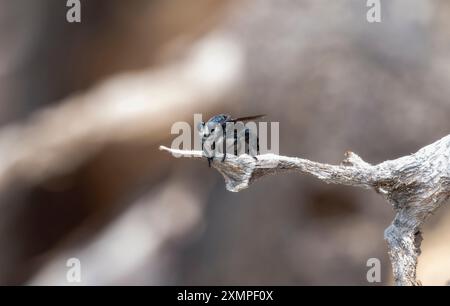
[0,0,449,285]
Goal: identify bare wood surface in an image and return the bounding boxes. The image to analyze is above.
[160,134,450,285]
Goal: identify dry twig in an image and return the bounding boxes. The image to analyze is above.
[160,134,450,285]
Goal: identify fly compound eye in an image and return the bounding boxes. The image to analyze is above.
[197,122,205,132]
[207,122,217,133]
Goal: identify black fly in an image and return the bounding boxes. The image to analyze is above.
[197,114,265,167]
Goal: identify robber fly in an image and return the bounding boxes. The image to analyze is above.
[197,114,265,167]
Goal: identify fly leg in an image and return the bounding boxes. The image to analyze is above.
[208,141,215,167]
[222,139,226,162]
[221,130,227,162]
[244,128,258,161]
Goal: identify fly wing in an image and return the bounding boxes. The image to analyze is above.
[229,114,266,123]
[208,114,232,125]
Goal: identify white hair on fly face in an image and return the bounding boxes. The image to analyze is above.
[198,121,222,138]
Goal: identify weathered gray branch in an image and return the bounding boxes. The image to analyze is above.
[159,134,450,285]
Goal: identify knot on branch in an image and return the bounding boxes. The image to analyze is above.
[212,154,257,192]
[342,151,372,168]
[159,146,261,192]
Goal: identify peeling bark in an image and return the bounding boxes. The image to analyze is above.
[160,134,450,285]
